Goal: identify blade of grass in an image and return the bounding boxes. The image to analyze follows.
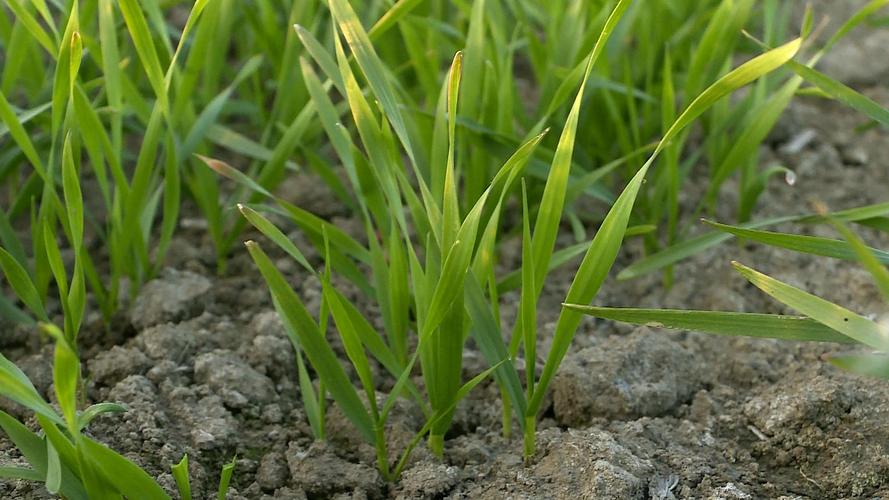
[172,455,191,500]
[0,466,42,481]
[246,241,375,443]
[98,0,123,152]
[40,324,78,428]
[704,219,889,263]
[49,4,77,138]
[118,0,169,115]
[464,274,527,426]
[531,0,633,291]
[622,201,889,279]
[328,0,417,166]
[562,305,855,343]
[78,435,170,499]
[321,238,377,419]
[0,410,48,479]
[273,295,325,439]
[732,261,889,350]
[519,181,536,396]
[5,0,55,56]
[0,352,63,424]
[216,456,236,500]
[789,61,889,127]
[75,403,127,432]
[0,246,47,321]
[0,90,48,180]
[237,204,314,274]
[824,214,889,302]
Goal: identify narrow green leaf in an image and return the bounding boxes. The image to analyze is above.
[321,236,377,416]
[50,3,78,137]
[384,227,410,366]
[520,182,536,394]
[98,0,123,152]
[0,247,47,321]
[662,37,801,157]
[118,0,169,113]
[43,218,69,318]
[40,324,78,428]
[532,0,633,290]
[472,129,549,282]
[272,296,325,440]
[154,131,180,276]
[421,189,490,339]
[789,61,889,127]
[61,134,83,255]
[0,410,87,498]
[0,410,47,477]
[623,201,889,279]
[0,90,47,180]
[164,0,213,88]
[172,455,192,500]
[368,0,424,39]
[563,305,855,344]
[0,101,50,139]
[707,77,799,204]
[245,241,374,443]
[68,31,82,97]
[471,267,527,414]
[182,55,263,159]
[238,204,314,275]
[825,216,889,302]
[45,438,61,493]
[0,466,42,481]
[198,154,273,198]
[328,0,416,164]
[824,0,889,52]
[0,354,63,424]
[5,0,55,55]
[294,25,345,95]
[78,435,171,499]
[205,126,297,170]
[76,403,127,432]
[733,261,889,350]
[704,219,889,263]
[36,414,91,500]
[441,51,463,248]
[217,456,236,500]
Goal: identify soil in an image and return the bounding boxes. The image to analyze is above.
[3,27,889,500]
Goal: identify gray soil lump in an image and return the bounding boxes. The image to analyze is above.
[552,327,705,424]
[129,268,212,329]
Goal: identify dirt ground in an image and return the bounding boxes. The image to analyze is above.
[3,28,889,500]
